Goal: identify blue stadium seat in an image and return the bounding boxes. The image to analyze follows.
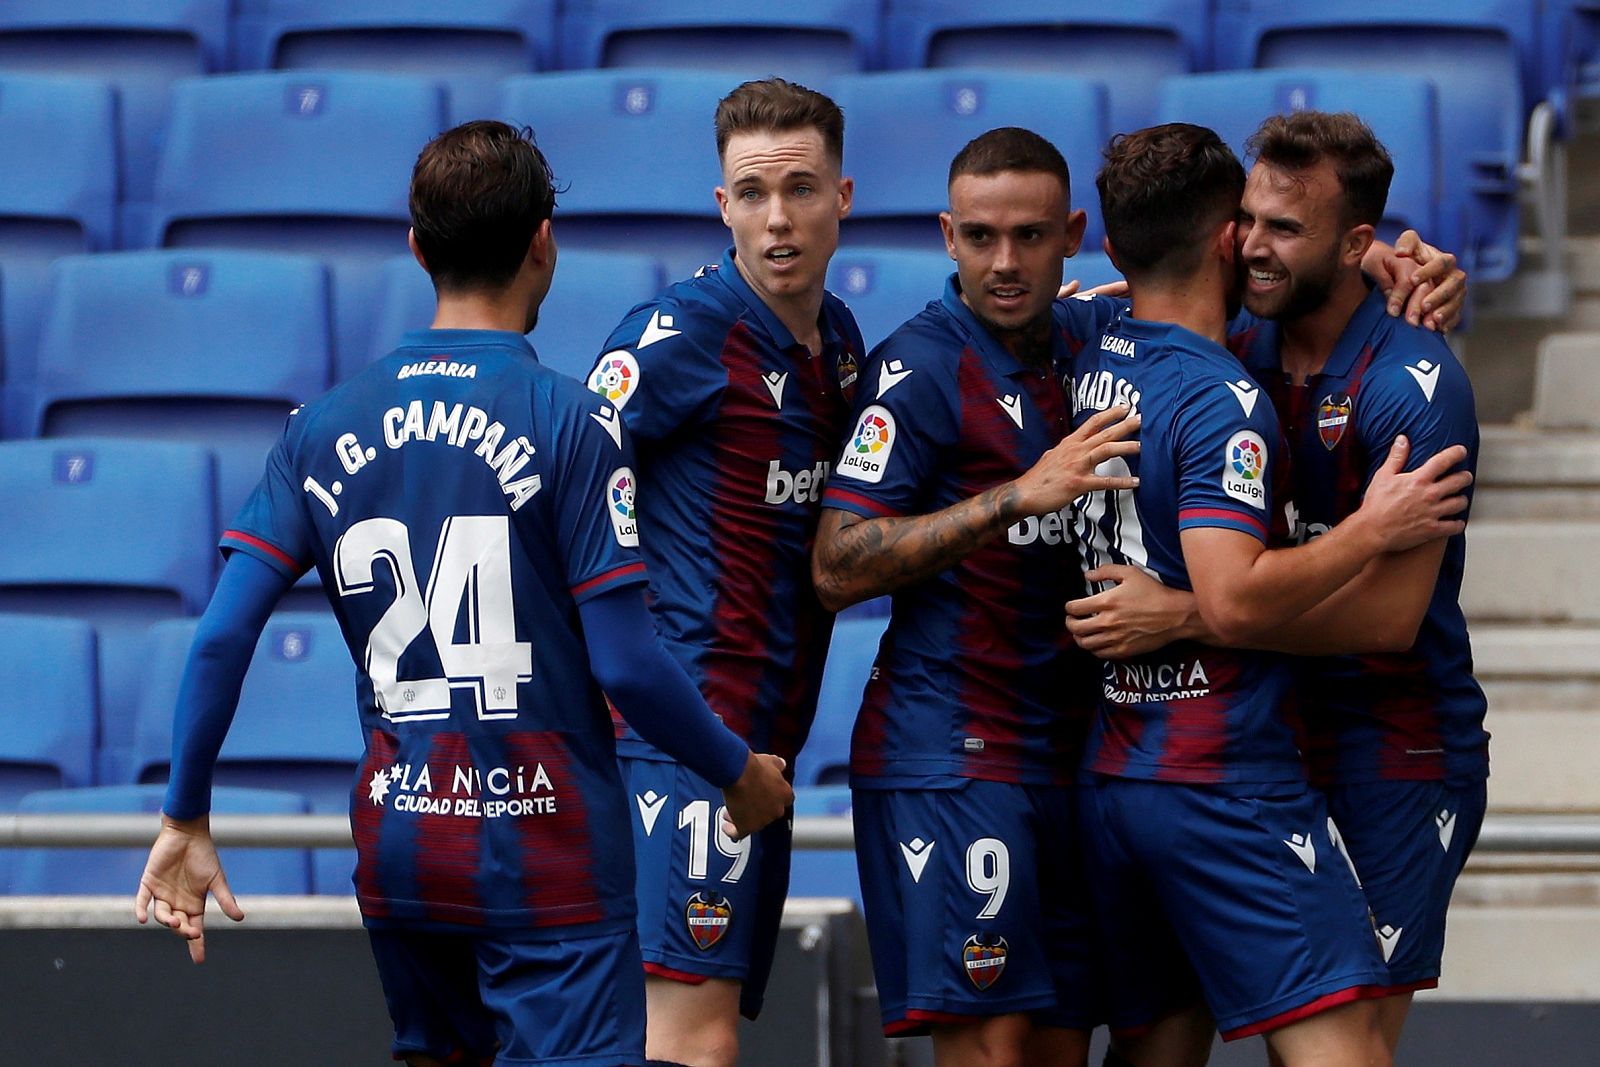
[0,438,216,783]
[0,615,97,810]
[1210,1,1532,281]
[796,614,888,787]
[0,1,230,234]
[833,72,1110,257]
[5,785,312,895]
[29,250,333,529]
[560,1,878,81]
[233,1,556,124]
[825,248,952,352]
[1155,70,1442,246]
[368,250,664,379]
[787,785,860,905]
[1545,2,1600,121]
[147,71,448,380]
[499,70,749,280]
[883,0,1211,136]
[132,613,363,894]
[0,75,118,437]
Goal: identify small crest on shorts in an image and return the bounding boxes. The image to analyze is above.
[685,892,733,951]
[961,933,1008,991]
[1317,393,1353,450]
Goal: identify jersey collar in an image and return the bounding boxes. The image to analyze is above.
[396,328,539,362]
[939,273,1062,379]
[1110,311,1235,361]
[714,246,846,354]
[1321,284,1391,379]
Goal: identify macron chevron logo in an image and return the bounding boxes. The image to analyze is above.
[763,371,788,408]
[998,394,1024,429]
[636,790,668,836]
[1226,379,1260,418]
[877,358,913,398]
[1437,808,1456,852]
[590,406,624,449]
[637,309,680,349]
[1377,924,1404,963]
[1406,359,1441,403]
[899,837,935,883]
[1284,832,1317,873]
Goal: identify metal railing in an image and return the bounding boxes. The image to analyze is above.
[2,813,1597,853]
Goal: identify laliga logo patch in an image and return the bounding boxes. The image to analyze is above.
[1222,430,1268,511]
[1317,394,1353,451]
[835,405,895,484]
[589,351,639,408]
[608,467,640,547]
[961,934,1008,990]
[685,892,733,950]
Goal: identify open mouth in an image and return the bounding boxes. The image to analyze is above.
[1248,267,1286,288]
[767,247,799,264]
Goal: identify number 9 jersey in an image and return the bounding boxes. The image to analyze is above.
[219,328,650,936]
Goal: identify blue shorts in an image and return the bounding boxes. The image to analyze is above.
[852,780,1101,1036]
[366,924,645,1066]
[1325,778,1487,990]
[622,755,792,1020]
[1079,776,1387,1040]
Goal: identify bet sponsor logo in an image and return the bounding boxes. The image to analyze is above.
[589,351,639,407]
[765,460,832,505]
[1222,430,1268,510]
[1007,505,1070,546]
[608,467,640,547]
[836,405,895,484]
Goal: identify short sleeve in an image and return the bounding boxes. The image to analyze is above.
[584,298,725,445]
[1173,376,1281,545]
[1356,344,1478,500]
[220,423,315,578]
[821,335,958,519]
[1053,292,1127,349]
[545,382,651,604]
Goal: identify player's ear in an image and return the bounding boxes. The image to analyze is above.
[836,174,854,220]
[527,218,554,272]
[1217,220,1238,265]
[1064,208,1088,257]
[938,211,957,261]
[407,228,429,274]
[1343,222,1376,268]
[1102,235,1122,275]
[714,184,733,227]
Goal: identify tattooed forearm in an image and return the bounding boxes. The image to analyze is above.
[812,484,1023,612]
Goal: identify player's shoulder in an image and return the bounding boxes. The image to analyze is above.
[606,267,741,353]
[1362,319,1469,404]
[870,299,966,373]
[1054,291,1127,339]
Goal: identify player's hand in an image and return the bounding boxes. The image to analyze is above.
[1370,230,1466,333]
[1009,406,1140,517]
[1357,436,1472,553]
[1057,278,1130,301]
[1066,565,1206,659]
[721,753,793,841]
[134,814,245,964]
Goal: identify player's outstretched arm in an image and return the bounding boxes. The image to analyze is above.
[136,814,243,964]
[1181,437,1469,645]
[812,407,1140,612]
[1364,230,1466,332]
[579,585,792,839]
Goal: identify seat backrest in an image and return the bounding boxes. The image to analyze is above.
[1211,0,1530,280]
[31,250,333,525]
[367,250,664,381]
[835,71,1109,255]
[561,0,878,80]
[0,1,228,210]
[825,248,952,353]
[133,614,363,810]
[0,614,97,809]
[233,0,556,124]
[7,784,312,894]
[795,614,888,786]
[1155,70,1442,244]
[884,0,1210,134]
[499,70,747,278]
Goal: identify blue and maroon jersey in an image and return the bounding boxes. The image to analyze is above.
[821,276,1099,789]
[1065,308,1304,785]
[587,247,864,767]
[222,328,648,933]
[1229,287,1489,787]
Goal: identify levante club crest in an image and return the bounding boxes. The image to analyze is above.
[1318,393,1353,450]
[685,892,733,951]
[961,934,1009,991]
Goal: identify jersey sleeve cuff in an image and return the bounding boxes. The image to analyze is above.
[1178,507,1269,543]
[821,486,902,519]
[219,530,308,578]
[570,560,649,604]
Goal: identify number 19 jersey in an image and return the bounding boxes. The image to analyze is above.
[221,328,648,934]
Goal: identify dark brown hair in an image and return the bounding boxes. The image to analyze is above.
[948,126,1071,202]
[1246,110,1394,229]
[714,78,844,165]
[409,120,558,293]
[1097,123,1245,280]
